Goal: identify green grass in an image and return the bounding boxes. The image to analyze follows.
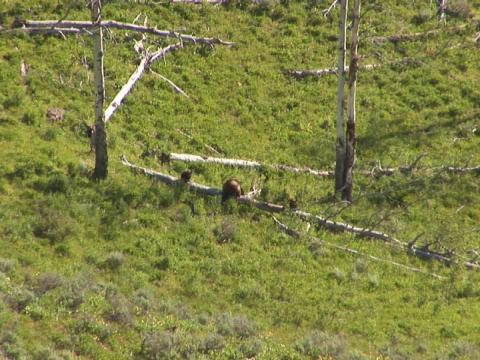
[1,0,480,359]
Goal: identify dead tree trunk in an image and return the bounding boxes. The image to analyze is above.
[91,0,108,179]
[343,0,361,201]
[334,0,348,196]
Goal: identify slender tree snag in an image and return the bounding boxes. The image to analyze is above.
[343,0,361,201]
[121,157,479,270]
[23,20,234,47]
[438,0,447,24]
[334,0,348,196]
[272,216,446,279]
[105,43,183,123]
[91,0,108,180]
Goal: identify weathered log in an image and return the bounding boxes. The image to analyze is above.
[272,216,446,279]
[120,157,480,270]
[24,20,234,46]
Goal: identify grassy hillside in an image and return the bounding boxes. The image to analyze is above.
[1,0,480,359]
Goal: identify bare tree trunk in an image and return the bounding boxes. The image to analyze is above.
[343,0,361,201]
[91,0,108,179]
[334,0,348,196]
[438,0,447,24]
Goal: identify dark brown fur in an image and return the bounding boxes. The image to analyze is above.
[288,198,298,209]
[222,178,244,203]
[181,169,192,183]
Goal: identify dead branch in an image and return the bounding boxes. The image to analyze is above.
[369,24,468,44]
[1,27,89,36]
[322,0,339,17]
[160,151,480,178]
[105,43,182,123]
[121,155,222,196]
[287,60,422,79]
[24,20,234,46]
[150,70,190,98]
[175,130,222,155]
[272,216,446,279]
[120,157,480,270]
[165,152,334,177]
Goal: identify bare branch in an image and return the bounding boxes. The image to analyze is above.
[105,43,183,123]
[150,69,190,98]
[272,216,446,279]
[322,0,339,17]
[369,24,468,44]
[287,60,423,79]
[24,20,234,46]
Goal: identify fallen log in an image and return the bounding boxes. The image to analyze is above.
[120,156,480,270]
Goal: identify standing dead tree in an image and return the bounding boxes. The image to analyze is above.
[343,0,361,201]
[91,0,108,179]
[7,11,233,180]
[334,0,348,197]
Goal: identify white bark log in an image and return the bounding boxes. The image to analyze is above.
[24,20,234,46]
[167,152,334,177]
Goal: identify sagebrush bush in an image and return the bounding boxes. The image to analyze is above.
[0,258,16,274]
[102,251,126,271]
[446,0,473,19]
[7,288,35,312]
[35,273,63,296]
[215,313,257,338]
[295,330,346,359]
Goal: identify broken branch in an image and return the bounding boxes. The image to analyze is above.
[24,20,234,46]
[272,216,446,279]
[105,43,183,123]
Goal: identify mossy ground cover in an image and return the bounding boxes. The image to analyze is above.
[1,0,480,359]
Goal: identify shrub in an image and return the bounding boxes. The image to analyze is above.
[105,293,135,326]
[156,299,192,320]
[102,251,126,271]
[7,288,35,312]
[446,0,473,19]
[0,331,27,360]
[59,272,98,310]
[329,267,347,283]
[215,313,257,338]
[240,339,262,358]
[198,333,224,353]
[295,330,346,359]
[0,258,16,274]
[35,273,63,296]
[140,331,182,359]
